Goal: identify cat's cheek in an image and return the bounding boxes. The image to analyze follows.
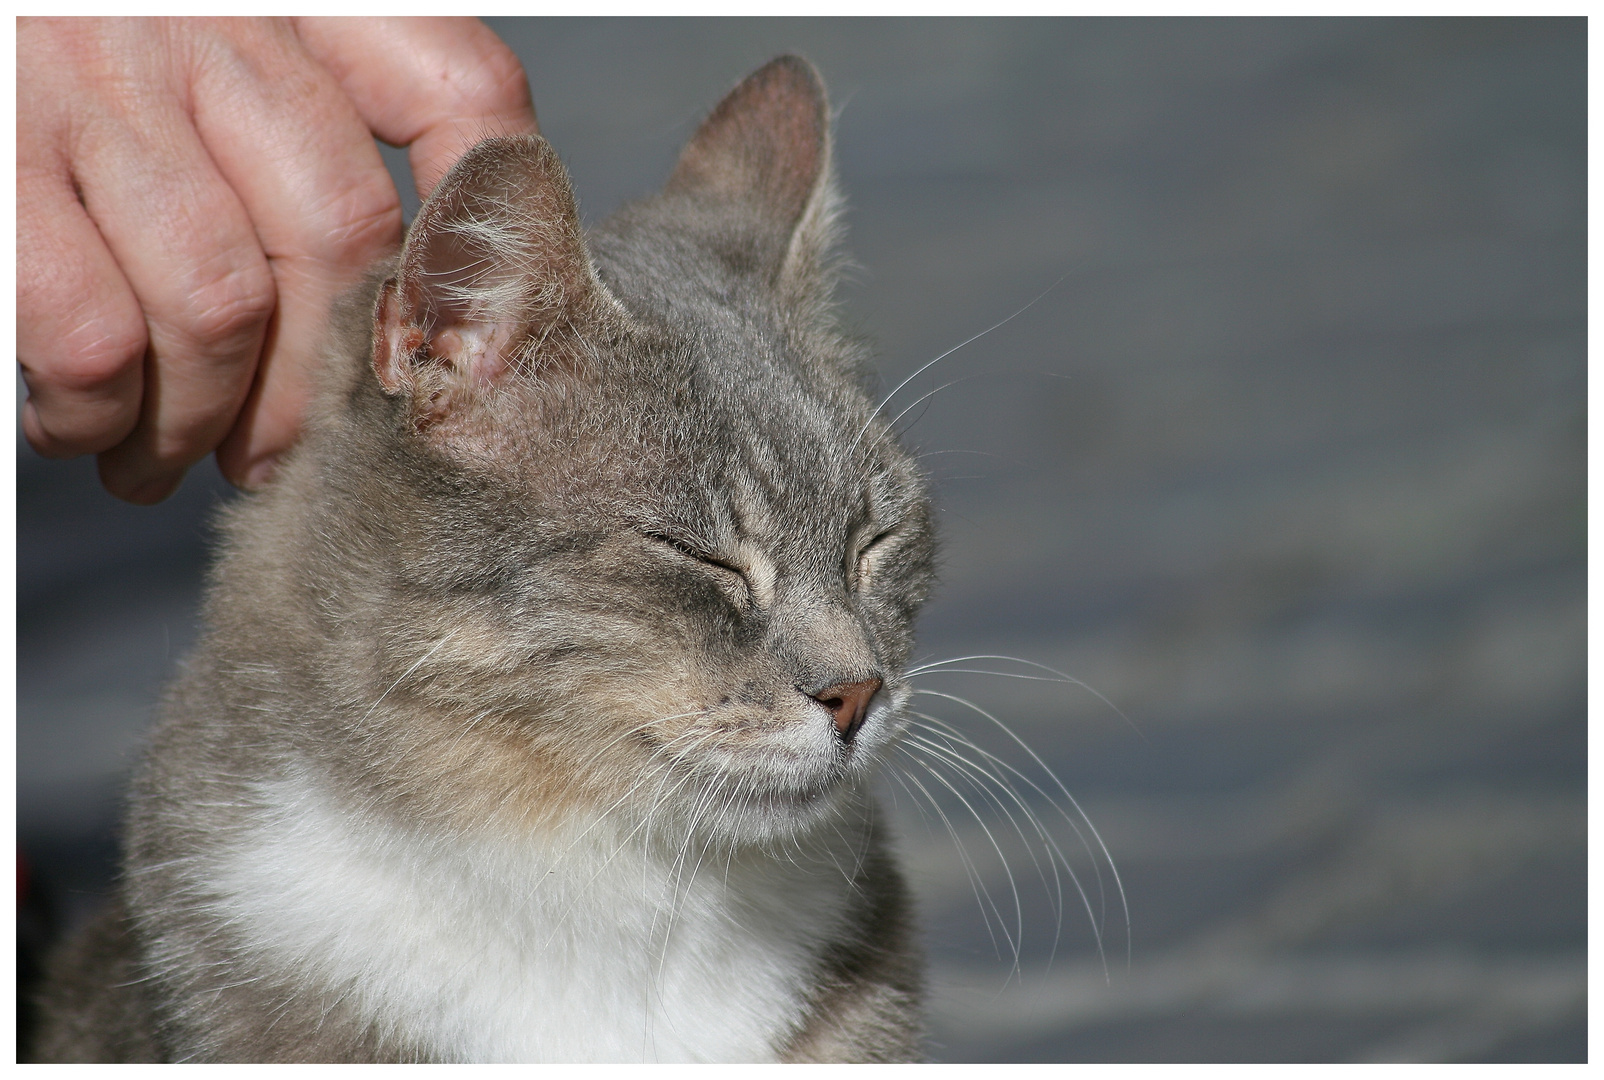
[857,598,922,674]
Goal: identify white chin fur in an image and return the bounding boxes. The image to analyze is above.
[202,765,866,1062]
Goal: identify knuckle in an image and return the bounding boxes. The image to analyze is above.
[440,36,531,117]
[177,259,277,349]
[336,173,403,244]
[21,374,139,457]
[470,44,532,112]
[312,173,402,260]
[34,315,148,395]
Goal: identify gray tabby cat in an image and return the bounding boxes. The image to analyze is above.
[32,55,934,1062]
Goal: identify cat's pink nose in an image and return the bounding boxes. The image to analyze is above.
[811,678,881,743]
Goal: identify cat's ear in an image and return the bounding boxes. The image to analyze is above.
[372,135,619,415]
[667,55,838,292]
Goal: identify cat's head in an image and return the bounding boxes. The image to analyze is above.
[303,57,934,847]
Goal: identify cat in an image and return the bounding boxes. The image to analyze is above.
[30,55,936,1063]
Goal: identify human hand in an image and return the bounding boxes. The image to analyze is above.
[18,17,538,503]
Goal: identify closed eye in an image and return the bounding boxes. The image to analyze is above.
[644,532,751,594]
[853,527,898,590]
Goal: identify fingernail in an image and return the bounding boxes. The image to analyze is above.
[241,456,281,490]
[19,402,68,459]
[126,474,182,505]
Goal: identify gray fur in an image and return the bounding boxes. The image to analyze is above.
[33,56,933,1063]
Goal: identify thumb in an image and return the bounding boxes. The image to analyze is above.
[294,17,538,200]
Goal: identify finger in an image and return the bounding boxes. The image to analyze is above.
[294,17,538,197]
[186,21,405,487]
[212,264,348,491]
[68,74,281,503]
[16,162,149,458]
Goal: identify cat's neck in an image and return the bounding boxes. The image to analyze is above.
[202,762,864,1062]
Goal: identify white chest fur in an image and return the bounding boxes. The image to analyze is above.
[204,772,857,1062]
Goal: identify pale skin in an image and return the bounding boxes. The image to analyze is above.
[18,17,539,503]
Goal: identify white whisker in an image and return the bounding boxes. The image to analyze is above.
[356,630,458,727]
[892,748,1016,965]
[905,654,1143,739]
[851,275,1068,451]
[880,374,987,437]
[912,687,1131,971]
[895,742,1027,979]
[902,728,1068,925]
[906,716,1089,971]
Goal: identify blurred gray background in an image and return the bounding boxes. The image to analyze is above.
[18,18,1585,1062]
